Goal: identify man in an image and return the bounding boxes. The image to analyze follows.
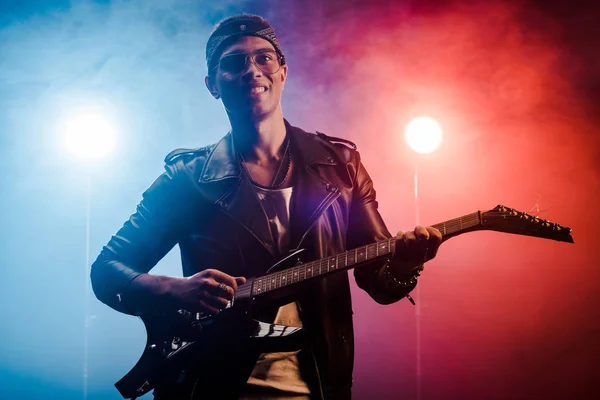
[91,14,442,400]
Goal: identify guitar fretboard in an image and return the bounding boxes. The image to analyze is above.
[431,211,480,237]
[251,211,481,297]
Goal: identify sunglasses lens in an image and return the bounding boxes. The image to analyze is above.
[219,54,247,75]
[253,51,280,74]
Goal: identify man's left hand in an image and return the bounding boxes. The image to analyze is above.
[389,226,443,280]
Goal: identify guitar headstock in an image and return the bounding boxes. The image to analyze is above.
[480,205,574,243]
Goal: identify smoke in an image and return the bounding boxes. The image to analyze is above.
[267,1,600,399]
[0,1,262,397]
[0,1,598,399]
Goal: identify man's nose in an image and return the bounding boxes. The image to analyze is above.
[241,57,263,79]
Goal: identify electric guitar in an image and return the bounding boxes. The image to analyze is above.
[115,205,573,399]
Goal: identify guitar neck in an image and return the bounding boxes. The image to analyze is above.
[251,211,481,298]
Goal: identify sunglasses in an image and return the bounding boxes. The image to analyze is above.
[215,50,283,80]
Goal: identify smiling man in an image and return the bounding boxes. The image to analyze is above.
[91,14,442,400]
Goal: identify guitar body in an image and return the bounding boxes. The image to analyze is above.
[116,251,308,399]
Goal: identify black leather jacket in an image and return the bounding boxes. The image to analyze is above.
[91,121,409,399]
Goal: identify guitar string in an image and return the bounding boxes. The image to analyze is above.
[255,211,566,295]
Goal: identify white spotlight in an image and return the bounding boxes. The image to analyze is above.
[64,111,116,160]
[404,116,443,154]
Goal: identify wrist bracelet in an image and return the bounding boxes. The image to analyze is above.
[383,260,423,305]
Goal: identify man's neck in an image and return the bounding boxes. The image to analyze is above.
[230,109,287,164]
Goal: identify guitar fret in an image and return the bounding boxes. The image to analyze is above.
[254,211,485,297]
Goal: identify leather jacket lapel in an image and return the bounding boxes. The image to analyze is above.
[289,164,340,252]
[287,123,341,251]
[219,176,277,258]
[197,133,276,258]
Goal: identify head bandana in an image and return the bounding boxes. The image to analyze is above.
[206,14,286,74]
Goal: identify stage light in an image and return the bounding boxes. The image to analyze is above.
[64,111,116,160]
[404,116,443,154]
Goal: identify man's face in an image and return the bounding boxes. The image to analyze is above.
[206,36,287,120]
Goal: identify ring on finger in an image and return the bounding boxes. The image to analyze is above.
[218,282,228,293]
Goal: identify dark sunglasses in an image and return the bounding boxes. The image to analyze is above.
[215,50,283,80]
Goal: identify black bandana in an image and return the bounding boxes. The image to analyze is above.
[206,14,286,74]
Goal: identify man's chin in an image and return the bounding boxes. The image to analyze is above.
[226,103,274,120]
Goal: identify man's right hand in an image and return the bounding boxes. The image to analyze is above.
[168,269,247,315]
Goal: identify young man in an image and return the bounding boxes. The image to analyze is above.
[91,14,442,400]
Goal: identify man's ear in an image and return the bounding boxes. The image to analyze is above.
[205,76,220,99]
[280,64,288,87]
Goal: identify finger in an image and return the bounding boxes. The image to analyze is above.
[414,226,431,258]
[423,227,442,260]
[201,290,230,308]
[198,299,221,315]
[235,276,247,285]
[205,279,234,300]
[403,230,417,243]
[426,227,443,245]
[394,230,413,253]
[207,269,240,291]
[414,225,430,241]
[399,229,430,263]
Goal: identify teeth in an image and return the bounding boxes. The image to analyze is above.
[250,87,265,94]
